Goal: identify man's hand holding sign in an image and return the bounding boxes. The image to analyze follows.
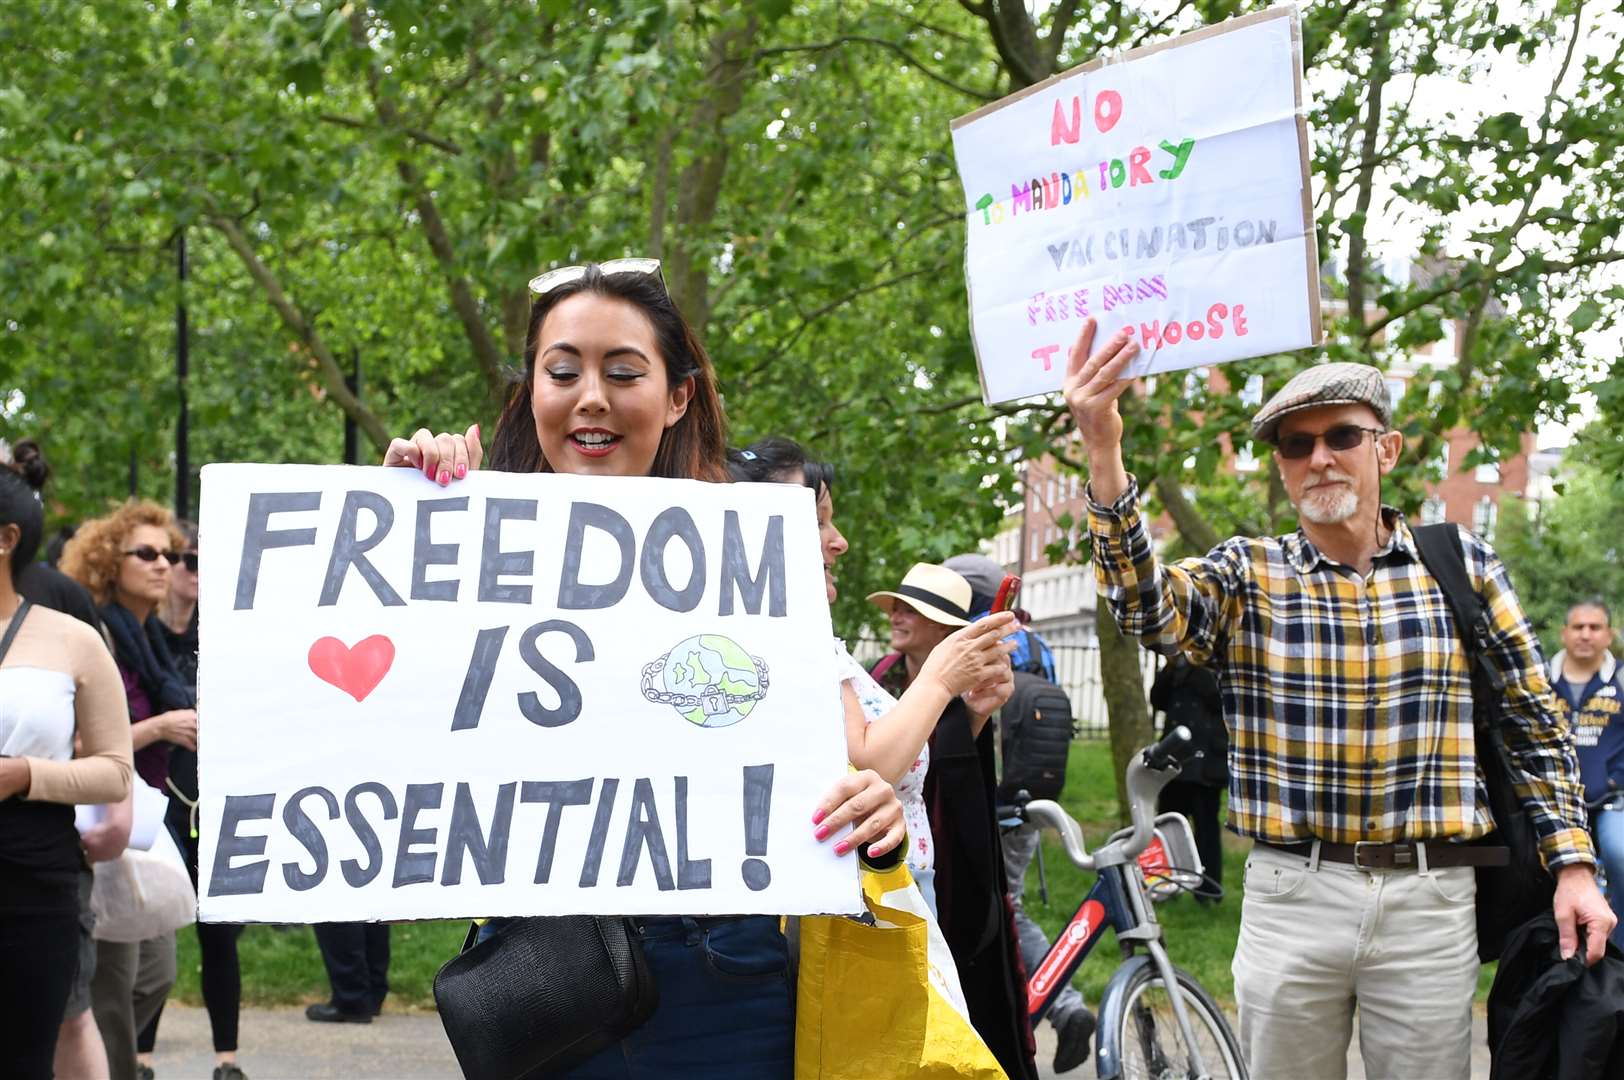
[951,5,1321,404]
[197,465,871,922]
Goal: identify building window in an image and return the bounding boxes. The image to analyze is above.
[1420,497,1446,525]
[1385,378,1406,410]
[1472,496,1497,538]
[1435,440,1451,477]
[1475,458,1500,484]
[1240,373,1264,407]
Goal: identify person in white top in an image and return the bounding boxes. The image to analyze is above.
[726,438,1016,915]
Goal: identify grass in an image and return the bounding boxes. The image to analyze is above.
[175,737,1496,1008]
[173,920,468,1009]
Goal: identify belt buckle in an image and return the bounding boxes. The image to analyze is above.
[1353,841,1391,870]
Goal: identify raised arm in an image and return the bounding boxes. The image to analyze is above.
[844,613,1018,784]
[1062,319,1247,664]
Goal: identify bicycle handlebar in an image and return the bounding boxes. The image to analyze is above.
[1018,731,1195,872]
[1143,725,1195,772]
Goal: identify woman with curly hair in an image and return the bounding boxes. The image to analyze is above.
[64,502,248,1080]
[0,459,132,1080]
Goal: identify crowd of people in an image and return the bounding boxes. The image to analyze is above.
[5,258,1623,1079]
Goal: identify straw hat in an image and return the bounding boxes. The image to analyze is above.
[867,563,974,627]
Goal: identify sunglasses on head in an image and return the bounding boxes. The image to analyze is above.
[1276,424,1385,460]
[124,545,183,566]
[528,258,665,297]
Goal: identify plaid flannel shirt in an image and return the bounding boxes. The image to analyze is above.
[1088,477,1593,870]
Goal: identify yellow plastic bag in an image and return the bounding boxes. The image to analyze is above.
[795,857,1008,1079]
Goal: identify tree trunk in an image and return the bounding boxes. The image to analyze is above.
[1097,593,1153,826]
[209,215,392,451]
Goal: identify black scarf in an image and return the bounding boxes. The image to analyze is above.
[100,601,195,714]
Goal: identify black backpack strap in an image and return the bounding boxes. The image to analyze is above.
[0,599,32,666]
[1411,523,1484,657]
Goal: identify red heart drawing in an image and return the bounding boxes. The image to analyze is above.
[307,635,395,702]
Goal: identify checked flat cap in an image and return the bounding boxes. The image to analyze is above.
[1250,362,1392,445]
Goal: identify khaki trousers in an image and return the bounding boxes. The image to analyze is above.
[1232,843,1479,1080]
[91,932,176,1080]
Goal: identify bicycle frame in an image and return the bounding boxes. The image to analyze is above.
[1021,742,1220,1079]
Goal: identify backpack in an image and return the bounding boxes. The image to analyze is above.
[1010,628,1058,684]
[1412,522,1558,964]
[998,672,1075,802]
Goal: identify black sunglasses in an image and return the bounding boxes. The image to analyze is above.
[181,552,199,573]
[125,545,183,565]
[1276,424,1385,460]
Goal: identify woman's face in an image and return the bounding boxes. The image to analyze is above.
[170,541,199,605]
[531,293,693,478]
[814,484,847,604]
[889,602,953,659]
[117,523,174,609]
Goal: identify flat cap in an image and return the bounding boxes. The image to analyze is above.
[1250,362,1392,445]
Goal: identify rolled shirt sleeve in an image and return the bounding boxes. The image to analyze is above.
[1468,530,1594,871]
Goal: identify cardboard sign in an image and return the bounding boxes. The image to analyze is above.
[195,464,859,922]
[951,5,1322,404]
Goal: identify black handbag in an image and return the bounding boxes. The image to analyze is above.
[433,915,659,1079]
[1412,524,1558,963]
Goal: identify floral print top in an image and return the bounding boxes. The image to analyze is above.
[835,640,933,873]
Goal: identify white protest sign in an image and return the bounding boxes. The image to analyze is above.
[195,464,859,922]
[951,5,1322,404]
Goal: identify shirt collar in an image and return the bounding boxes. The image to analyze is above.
[1284,506,1412,574]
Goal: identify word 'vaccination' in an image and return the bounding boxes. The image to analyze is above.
[972,90,1196,225]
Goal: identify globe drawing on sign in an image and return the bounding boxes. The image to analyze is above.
[641,635,770,729]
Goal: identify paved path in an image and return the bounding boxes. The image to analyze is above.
[151,1003,1491,1078]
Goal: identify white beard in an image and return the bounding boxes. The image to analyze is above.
[1297,469,1360,524]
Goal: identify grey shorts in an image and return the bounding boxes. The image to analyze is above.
[63,869,97,1018]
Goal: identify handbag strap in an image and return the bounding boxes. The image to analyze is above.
[0,599,32,667]
[1411,524,1499,700]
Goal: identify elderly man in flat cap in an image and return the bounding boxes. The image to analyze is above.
[1058,320,1611,1079]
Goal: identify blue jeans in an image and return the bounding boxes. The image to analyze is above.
[1594,806,1624,945]
[477,915,793,1079]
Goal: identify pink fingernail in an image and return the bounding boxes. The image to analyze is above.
[811,808,827,825]
[437,470,450,485]
[455,464,467,479]
[834,840,851,856]
[814,824,831,841]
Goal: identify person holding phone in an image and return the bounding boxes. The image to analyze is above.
[727,437,1018,917]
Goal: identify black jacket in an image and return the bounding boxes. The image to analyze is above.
[1487,911,1624,1079]
[1149,656,1228,788]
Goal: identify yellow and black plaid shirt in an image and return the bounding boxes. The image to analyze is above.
[1088,478,1593,870]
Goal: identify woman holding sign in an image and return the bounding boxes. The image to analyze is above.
[727,437,1018,917]
[385,261,905,1078]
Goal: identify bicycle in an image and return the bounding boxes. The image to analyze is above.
[1005,726,1246,1079]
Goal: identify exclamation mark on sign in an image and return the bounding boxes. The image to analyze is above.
[741,764,773,891]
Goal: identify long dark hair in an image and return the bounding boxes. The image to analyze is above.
[1,440,48,584]
[489,265,729,482]
[725,436,834,495]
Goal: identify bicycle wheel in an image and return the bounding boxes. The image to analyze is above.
[1113,962,1245,1079]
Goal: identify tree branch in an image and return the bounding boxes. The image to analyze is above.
[348,9,505,399]
[208,214,391,451]
[1343,8,1395,338]
[754,35,998,101]
[317,113,463,156]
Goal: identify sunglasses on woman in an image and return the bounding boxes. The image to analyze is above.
[528,258,665,297]
[1276,424,1385,460]
[124,545,183,565]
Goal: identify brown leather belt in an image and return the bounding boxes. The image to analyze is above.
[1257,839,1509,871]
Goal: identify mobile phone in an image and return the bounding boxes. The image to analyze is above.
[990,574,1021,615]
